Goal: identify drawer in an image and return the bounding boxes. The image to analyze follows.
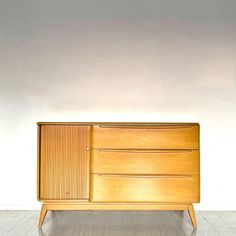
[92,124,199,149]
[91,174,200,203]
[92,149,200,175]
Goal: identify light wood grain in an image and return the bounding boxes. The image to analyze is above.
[188,204,197,228]
[37,125,41,200]
[38,122,200,228]
[37,122,199,126]
[39,125,90,200]
[42,203,190,210]
[91,174,200,203]
[92,149,200,175]
[38,204,47,227]
[92,124,199,149]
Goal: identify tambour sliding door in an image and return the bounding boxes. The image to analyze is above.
[39,125,90,200]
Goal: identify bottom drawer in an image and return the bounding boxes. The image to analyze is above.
[91,174,200,203]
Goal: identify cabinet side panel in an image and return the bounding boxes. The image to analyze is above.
[37,124,41,200]
[40,125,90,200]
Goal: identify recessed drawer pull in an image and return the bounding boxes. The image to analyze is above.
[96,148,193,153]
[98,125,193,129]
[97,174,192,178]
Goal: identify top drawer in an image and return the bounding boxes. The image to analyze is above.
[92,124,199,149]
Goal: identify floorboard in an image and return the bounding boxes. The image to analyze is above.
[0,210,235,236]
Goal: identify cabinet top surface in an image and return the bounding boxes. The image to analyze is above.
[37,122,199,126]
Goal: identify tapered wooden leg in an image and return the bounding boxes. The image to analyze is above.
[38,204,48,228]
[188,204,196,228]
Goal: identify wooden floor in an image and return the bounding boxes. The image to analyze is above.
[0,210,236,236]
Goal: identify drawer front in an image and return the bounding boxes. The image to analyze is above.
[92,150,199,175]
[91,174,200,203]
[92,125,199,149]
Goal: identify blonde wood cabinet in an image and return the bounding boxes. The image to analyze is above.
[37,122,200,228]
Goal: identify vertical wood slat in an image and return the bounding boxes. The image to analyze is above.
[40,125,90,200]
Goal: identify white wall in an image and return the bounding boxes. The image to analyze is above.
[0,0,236,210]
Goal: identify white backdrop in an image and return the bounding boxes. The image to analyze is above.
[0,0,236,210]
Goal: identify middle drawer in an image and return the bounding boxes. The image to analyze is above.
[91,149,200,175]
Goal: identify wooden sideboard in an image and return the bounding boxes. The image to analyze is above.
[37,122,200,228]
